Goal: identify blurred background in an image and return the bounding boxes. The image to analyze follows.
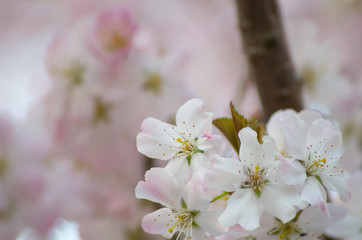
[0,0,361,239]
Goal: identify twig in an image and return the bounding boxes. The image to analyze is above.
[235,0,303,120]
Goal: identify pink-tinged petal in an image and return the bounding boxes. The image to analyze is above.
[298,204,347,237]
[196,211,227,236]
[205,155,243,192]
[142,208,175,238]
[320,175,351,202]
[262,184,306,223]
[175,99,213,138]
[89,6,137,61]
[197,134,221,152]
[190,226,210,240]
[277,154,306,186]
[238,127,277,167]
[219,189,263,230]
[306,118,342,164]
[301,177,328,215]
[136,117,179,160]
[135,167,181,206]
[182,179,210,212]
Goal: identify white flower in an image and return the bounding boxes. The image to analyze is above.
[325,172,362,240]
[135,167,225,240]
[137,99,220,180]
[205,127,305,230]
[250,204,346,240]
[267,109,350,214]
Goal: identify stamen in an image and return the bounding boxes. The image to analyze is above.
[168,218,182,233]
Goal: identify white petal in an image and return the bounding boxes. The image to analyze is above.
[189,226,210,240]
[262,184,304,223]
[204,155,242,192]
[320,175,350,202]
[298,109,322,126]
[196,211,227,236]
[182,179,210,212]
[142,208,176,238]
[190,152,208,171]
[301,177,328,215]
[197,134,221,152]
[135,167,182,206]
[238,127,277,167]
[298,204,347,237]
[272,109,307,160]
[326,215,360,238]
[175,99,213,139]
[306,118,342,165]
[267,110,287,152]
[219,189,263,230]
[165,159,191,185]
[136,117,179,160]
[277,154,306,186]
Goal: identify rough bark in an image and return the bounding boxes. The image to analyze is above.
[235,0,303,120]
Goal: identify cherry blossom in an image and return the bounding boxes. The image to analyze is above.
[267,109,350,214]
[205,127,306,230]
[137,99,221,180]
[249,204,346,240]
[135,167,225,240]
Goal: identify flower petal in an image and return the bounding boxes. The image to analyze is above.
[175,99,213,139]
[276,154,306,186]
[189,226,210,240]
[298,204,347,237]
[262,184,306,223]
[268,109,307,159]
[182,179,210,212]
[141,208,175,238]
[135,167,181,206]
[320,175,350,202]
[238,127,277,167]
[301,176,328,215]
[136,117,179,160]
[219,189,263,230]
[196,211,227,236]
[205,155,243,192]
[306,118,342,165]
[165,158,192,185]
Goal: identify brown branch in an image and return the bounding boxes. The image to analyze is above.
[235,0,303,120]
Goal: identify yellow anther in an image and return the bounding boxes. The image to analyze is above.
[168,218,182,233]
[254,165,260,179]
[176,138,182,143]
[321,158,326,164]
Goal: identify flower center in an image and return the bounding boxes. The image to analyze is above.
[240,165,269,197]
[168,205,199,240]
[305,157,326,176]
[143,72,163,95]
[267,219,306,240]
[105,30,129,52]
[176,137,204,165]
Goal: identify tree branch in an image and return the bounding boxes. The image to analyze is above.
[235,0,303,120]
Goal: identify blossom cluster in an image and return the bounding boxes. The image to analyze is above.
[136,99,351,240]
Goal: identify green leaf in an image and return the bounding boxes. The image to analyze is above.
[230,101,248,134]
[247,118,266,144]
[213,102,267,154]
[213,117,239,152]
